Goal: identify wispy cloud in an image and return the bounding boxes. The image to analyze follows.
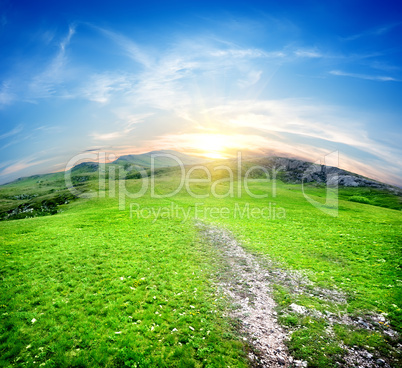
[343,22,401,41]
[238,70,262,88]
[1,18,400,186]
[98,39,282,112]
[147,106,401,185]
[0,125,23,140]
[329,70,399,81]
[34,125,64,133]
[204,98,401,168]
[73,29,401,185]
[0,125,64,151]
[210,48,285,58]
[0,80,15,106]
[91,131,124,141]
[368,60,400,72]
[1,133,35,151]
[94,26,153,68]
[339,154,401,187]
[90,112,152,144]
[80,73,134,104]
[0,156,54,176]
[29,25,76,98]
[294,49,323,58]
[114,112,155,130]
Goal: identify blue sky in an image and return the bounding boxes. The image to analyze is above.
[0,0,401,185]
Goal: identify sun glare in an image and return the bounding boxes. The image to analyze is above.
[191,134,232,159]
[203,152,227,159]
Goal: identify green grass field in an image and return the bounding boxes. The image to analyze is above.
[0,170,401,367]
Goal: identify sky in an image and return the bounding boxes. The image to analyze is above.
[0,0,401,185]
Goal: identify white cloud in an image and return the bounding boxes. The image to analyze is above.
[81,73,134,104]
[1,21,400,186]
[91,131,124,141]
[120,113,154,129]
[60,25,75,52]
[330,70,398,82]
[72,29,400,185]
[204,98,401,173]
[210,48,285,58]
[238,70,262,88]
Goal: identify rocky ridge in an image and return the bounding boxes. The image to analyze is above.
[252,157,401,195]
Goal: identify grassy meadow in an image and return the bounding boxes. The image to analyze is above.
[0,167,401,367]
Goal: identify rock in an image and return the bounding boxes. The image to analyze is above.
[294,360,308,367]
[364,351,373,359]
[277,355,285,365]
[289,303,307,314]
[359,320,370,329]
[376,358,386,366]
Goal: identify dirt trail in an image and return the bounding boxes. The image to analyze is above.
[199,222,398,368]
[198,223,304,368]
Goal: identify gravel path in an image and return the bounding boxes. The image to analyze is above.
[198,223,302,368]
[198,222,399,368]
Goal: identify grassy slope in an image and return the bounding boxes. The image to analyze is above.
[212,183,401,317]
[0,191,247,367]
[1,174,401,367]
[176,179,402,367]
[145,176,402,366]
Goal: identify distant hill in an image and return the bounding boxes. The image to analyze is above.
[113,150,210,168]
[1,151,401,220]
[0,151,209,187]
[71,162,99,173]
[1,152,400,194]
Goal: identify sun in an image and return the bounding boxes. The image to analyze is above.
[191,134,231,159]
[167,132,252,159]
[204,152,227,159]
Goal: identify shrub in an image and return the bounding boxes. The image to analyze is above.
[349,195,371,204]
